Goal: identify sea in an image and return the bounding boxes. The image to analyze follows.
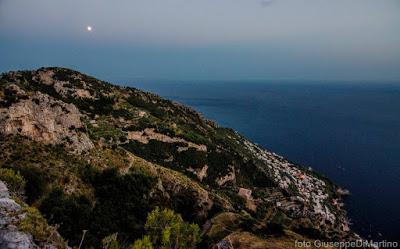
[124,80,400,241]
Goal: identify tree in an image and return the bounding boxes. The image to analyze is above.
[0,168,26,197]
[132,207,200,249]
[102,233,120,249]
[131,236,153,249]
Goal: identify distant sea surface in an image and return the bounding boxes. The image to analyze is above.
[124,80,400,241]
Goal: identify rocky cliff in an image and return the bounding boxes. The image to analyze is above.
[0,67,359,248]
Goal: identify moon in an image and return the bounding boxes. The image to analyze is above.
[86,26,92,32]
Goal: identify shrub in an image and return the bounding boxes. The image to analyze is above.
[126,95,165,118]
[18,206,65,247]
[133,207,200,249]
[175,149,207,169]
[0,168,26,196]
[122,140,178,164]
[19,207,49,241]
[102,233,120,249]
[89,168,155,239]
[39,189,92,246]
[131,236,153,249]
[88,118,124,141]
[41,168,156,248]
[13,166,48,204]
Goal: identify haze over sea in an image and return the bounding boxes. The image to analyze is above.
[124,80,400,241]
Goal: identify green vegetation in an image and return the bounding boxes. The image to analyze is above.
[122,140,180,167]
[39,189,92,246]
[133,207,200,249]
[174,124,209,145]
[0,135,205,248]
[87,116,124,141]
[236,162,276,188]
[127,94,165,118]
[0,167,26,196]
[87,167,155,242]
[131,236,153,249]
[0,135,87,204]
[18,206,65,248]
[40,167,156,247]
[102,233,121,249]
[175,148,207,169]
[14,165,48,204]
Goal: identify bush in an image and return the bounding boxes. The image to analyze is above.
[126,95,165,118]
[0,168,26,196]
[19,207,49,241]
[131,236,153,249]
[13,166,48,204]
[89,168,155,239]
[18,206,65,247]
[122,140,178,165]
[133,207,200,249]
[88,118,124,141]
[39,189,92,246]
[41,168,156,248]
[102,233,120,249]
[175,149,207,169]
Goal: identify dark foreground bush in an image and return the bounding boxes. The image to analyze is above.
[40,167,155,248]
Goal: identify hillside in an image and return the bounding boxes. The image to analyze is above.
[0,67,359,248]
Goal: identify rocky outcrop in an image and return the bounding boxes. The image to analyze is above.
[33,70,95,99]
[0,181,37,249]
[213,239,234,249]
[0,85,93,153]
[0,181,67,249]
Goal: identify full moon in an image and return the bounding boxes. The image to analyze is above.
[86,26,92,32]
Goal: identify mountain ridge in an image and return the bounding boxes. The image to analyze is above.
[0,67,359,248]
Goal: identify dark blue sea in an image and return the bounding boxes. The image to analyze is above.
[124,80,400,241]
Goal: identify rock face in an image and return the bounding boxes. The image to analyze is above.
[0,85,93,153]
[213,239,234,249]
[0,181,37,249]
[0,231,37,249]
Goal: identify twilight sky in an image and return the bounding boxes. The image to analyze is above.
[1,0,400,81]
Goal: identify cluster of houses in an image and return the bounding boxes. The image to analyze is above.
[241,139,351,233]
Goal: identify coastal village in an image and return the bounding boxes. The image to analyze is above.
[241,139,351,235]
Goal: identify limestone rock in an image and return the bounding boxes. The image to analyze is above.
[0,87,93,153]
[0,231,37,249]
[213,239,234,249]
[0,181,10,198]
[0,181,37,249]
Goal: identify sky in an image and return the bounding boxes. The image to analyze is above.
[1,0,400,81]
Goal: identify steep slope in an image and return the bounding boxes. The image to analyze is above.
[0,67,358,248]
